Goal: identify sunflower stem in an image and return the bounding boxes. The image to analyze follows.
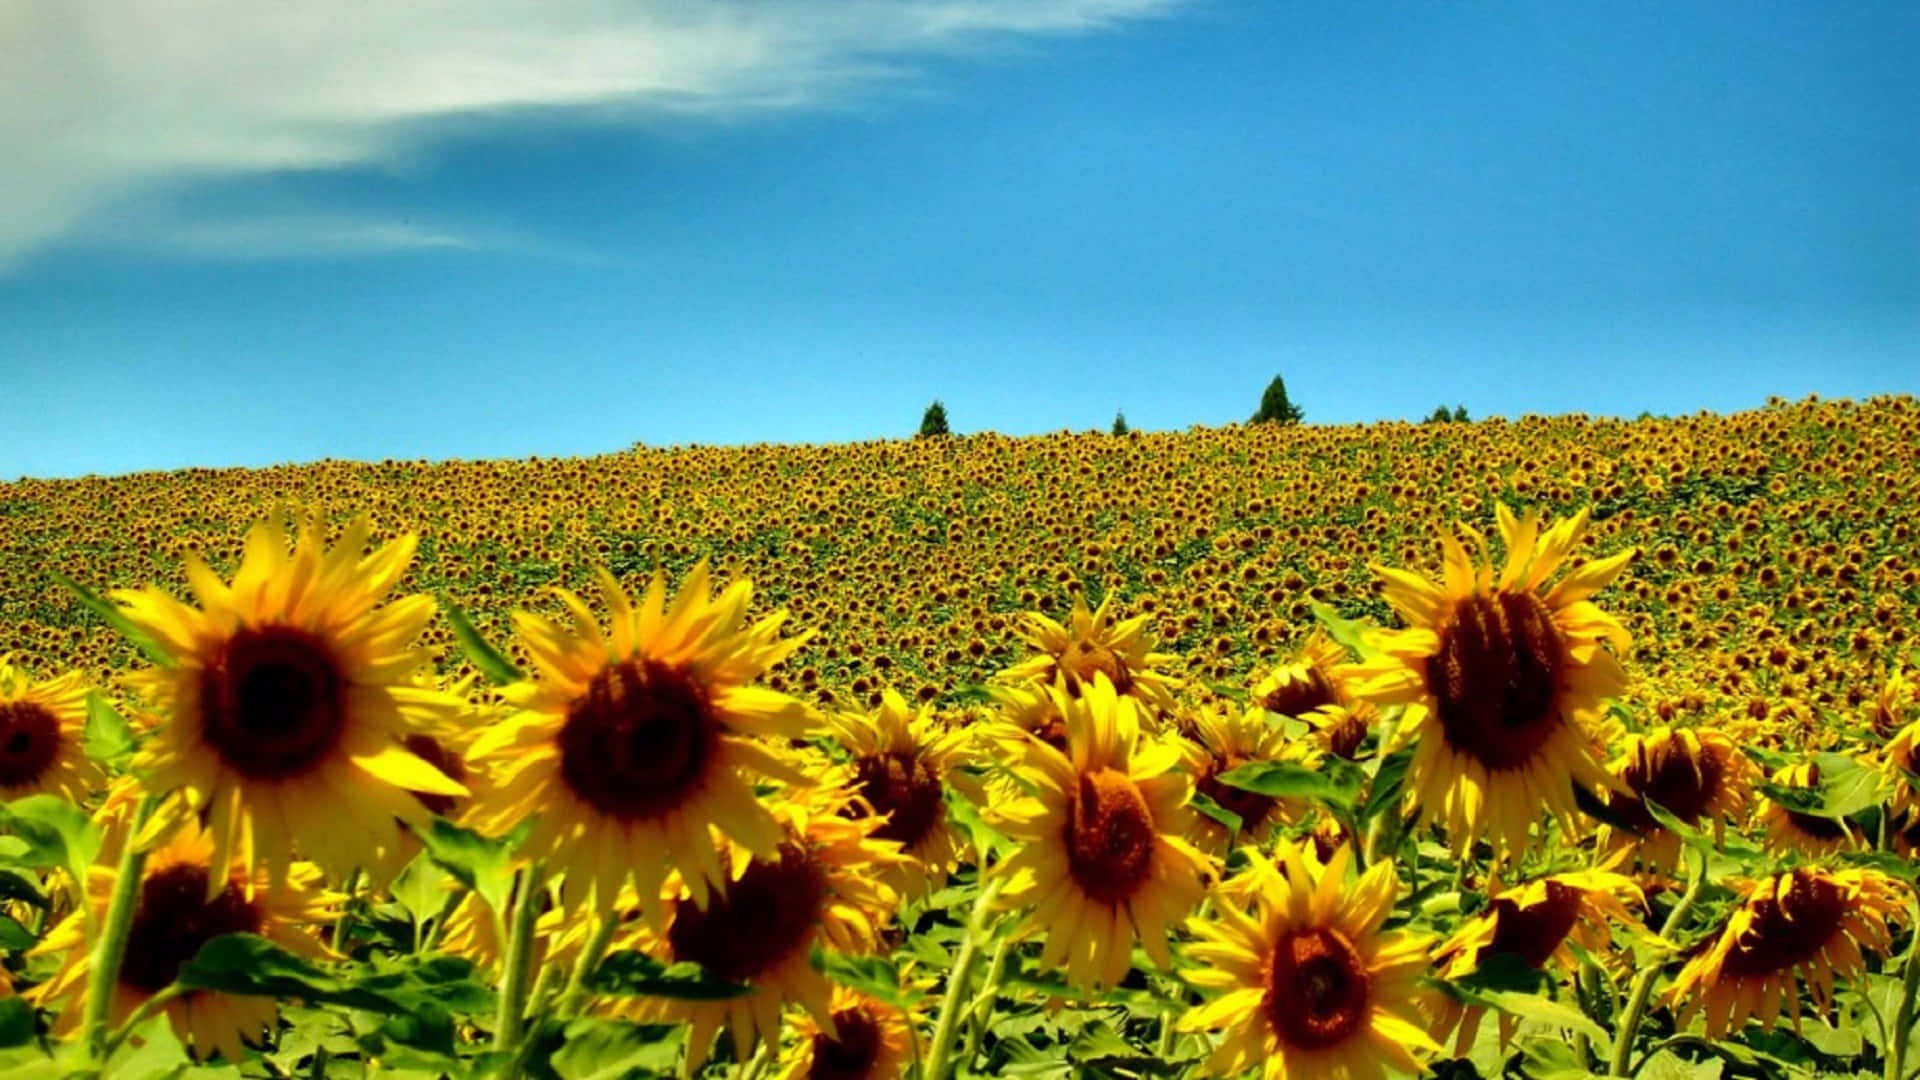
[555,907,620,1019]
[1886,902,1920,1080]
[492,860,547,1061]
[331,867,361,954]
[99,981,185,1060]
[923,877,1005,1080]
[83,794,155,1063]
[1608,847,1708,1078]
[959,932,1016,1066]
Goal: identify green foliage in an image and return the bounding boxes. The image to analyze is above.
[1249,374,1305,425]
[919,399,951,438]
[1111,410,1130,436]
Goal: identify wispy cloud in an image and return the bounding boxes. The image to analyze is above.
[1,1,1184,268]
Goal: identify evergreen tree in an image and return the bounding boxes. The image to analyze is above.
[918,399,951,438]
[1451,404,1470,423]
[1111,410,1130,436]
[1249,375,1305,425]
[1425,405,1452,424]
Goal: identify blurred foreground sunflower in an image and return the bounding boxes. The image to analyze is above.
[773,985,914,1080]
[0,655,101,801]
[31,823,337,1062]
[1352,505,1634,861]
[1182,841,1436,1080]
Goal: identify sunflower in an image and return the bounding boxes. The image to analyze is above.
[1003,593,1181,717]
[30,823,337,1062]
[615,780,908,1071]
[1757,760,1860,856]
[1668,866,1905,1037]
[464,562,815,913]
[1305,702,1378,762]
[987,675,1211,992]
[1427,870,1644,1054]
[1251,631,1352,719]
[828,688,974,894]
[0,655,101,802]
[1351,505,1635,861]
[1868,669,1916,740]
[1879,710,1920,820]
[114,516,467,888]
[1182,841,1437,1080]
[1180,702,1310,853]
[1596,726,1759,874]
[772,986,914,1080]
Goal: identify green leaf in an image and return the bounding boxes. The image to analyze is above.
[48,571,175,668]
[945,787,1010,861]
[3,794,102,904]
[1474,988,1610,1048]
[546,1018,683,1079]
[389,851,453,943]
[1310,601,1385,661]
[82,691,135,764]
[813,948,915,1007]
[0,997,35,1049]
[1637,1049,1722,1080]
[0,868,47,910]
[1360,745,1413,823]
[1452,953,1550,995]
[1190,792,1244,834]
[0,915,35,951]
[439,598,523,685]
[1215,758,1362,811]
[588,950,751,1000]
[1811,751,1883,818]
[411,817,519,917]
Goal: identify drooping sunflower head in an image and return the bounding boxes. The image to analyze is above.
[1669,866,1906,1038]
[1180,702,1311,852]
[773,986,915,1080]
[988,675,1212,992]
[0,655,101,802]
[1352,504,1635,862]
[829,688,974,893]
[1597,726,1759,873]
[464,562,817,913]
[115,516,467,889]
[1880,714,1920,819]
[1869,669,1916,740]
[30,822,337,1062]
[615,779,908,1071]
[1427,869,1644,1053]
[1757,759,1860,856]
[1304,702,1377,762]
[1251,631,1352,720]
[1182,841,1438,1080]
[1004,592,1181,717]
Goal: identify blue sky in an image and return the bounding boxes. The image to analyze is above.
[2,1,1915,480]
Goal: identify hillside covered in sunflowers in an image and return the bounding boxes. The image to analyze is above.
[0,394,1917,1080]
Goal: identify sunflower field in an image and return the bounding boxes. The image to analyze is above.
[0,393,1917,1080]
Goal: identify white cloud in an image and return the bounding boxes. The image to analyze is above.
[0,0,1183,268]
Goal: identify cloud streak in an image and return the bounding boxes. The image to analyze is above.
[1,0,1183,268]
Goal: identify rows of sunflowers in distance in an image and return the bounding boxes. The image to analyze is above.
[0,393,1914,1079]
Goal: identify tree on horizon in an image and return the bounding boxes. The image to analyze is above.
[919,400,951,438]
[1249,375,1305,425]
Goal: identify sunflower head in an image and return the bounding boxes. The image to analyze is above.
[829,688,974,893]
[1352,505,1634,862]
[988,675,1212,991]
[1869,669,1916,740]
[616,779,908,1071]
[115,516,466,890]
[0,655,100,802]
[465,562,818,913]
[31,822,337,1062]
[1182,841,1438,1080]
[1251,632,1351,719]
[773,986,915,1080]
[1669,866,1906,1037]
[1598,726,1758,873]
[1004,593,1181,717]
[1180,702,1310,852]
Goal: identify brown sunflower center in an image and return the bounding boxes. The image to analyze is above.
[402,733,466,818]
[1063,768,1157,905]
[1610,738,1730,832]
[810,1004,884,1080]
[1197,755,1277,829]
[1426,592,1566,772]
[1265,927,1371,1051]
[1486,881,1585,969]
[199,624,348,780]
[557,659,720,822]
[120,863,264,993]
[1722,871,1847,977]
[1062,642,1133,696]
[666,843,825,983]
[0,701,62,788]
[852,750,945,848]
[1320,709,1369,760]
[1262,666,1339,718]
